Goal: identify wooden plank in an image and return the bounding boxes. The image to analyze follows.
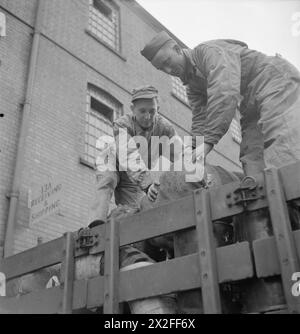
[279,161,300,201]
[72,279,88,311]
[0,286,62,314]
[265,168,300,314]
[216,241,253,282]
[194,189,222,314]
[119,255,201,302]
[61,233,75,314]
[0,272,5,296]
[103,219,120,314]
[0,279,88,314]
[89,196,195,256]
[0,237,65,280]
[87,241,253,309]
[253,230,300,278]
[116,195,196,248]
[253,237,281,278]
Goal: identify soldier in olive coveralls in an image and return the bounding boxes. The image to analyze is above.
[141,32,300,176]
[141,31,300,314]
[89,85,179,228]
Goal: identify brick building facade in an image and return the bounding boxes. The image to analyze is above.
[0,0,242,256]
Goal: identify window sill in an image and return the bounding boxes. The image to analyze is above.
[80,157,96,170]
[86,29,127,62]
[171,92,191,109]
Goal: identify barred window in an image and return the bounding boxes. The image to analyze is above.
[171,76,189,104]
[230,113,242,144]
[85,85,122,165]
[88,0,120,51]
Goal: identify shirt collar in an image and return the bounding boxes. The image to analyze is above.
[132,114,158,136]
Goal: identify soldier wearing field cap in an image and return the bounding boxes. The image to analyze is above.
[141,31,300,177]
[88,85,179,227]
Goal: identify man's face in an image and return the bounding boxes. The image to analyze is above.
[151,43,186,78]
[131,98,158,129]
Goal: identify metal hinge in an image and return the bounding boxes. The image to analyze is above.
[226,176,265,210]
[75,228,99,250]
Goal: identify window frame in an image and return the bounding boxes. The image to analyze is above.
[93,0,113,20]
[171,76,190,106]
[87,0,122,55]
[81,85,123,169]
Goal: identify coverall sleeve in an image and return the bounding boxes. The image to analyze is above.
[193,44,242,145]
[186,86,207,147]
[113,121,153,191]
[157,117,185,163]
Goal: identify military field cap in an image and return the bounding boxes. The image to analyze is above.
[132,85,158,102]
[141,31,173,62]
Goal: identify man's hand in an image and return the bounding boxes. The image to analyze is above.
[147,181,160,202]
[138,170,154,192]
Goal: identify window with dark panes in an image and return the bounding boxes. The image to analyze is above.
[88,0,120,51]
[171,76,189,104]
[85,85,122,165]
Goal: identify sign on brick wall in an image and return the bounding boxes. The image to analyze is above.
[0,12,6,37]
[29,179,63,226]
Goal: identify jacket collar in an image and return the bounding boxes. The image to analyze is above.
[132,114,158,136]
[181,48,205,84]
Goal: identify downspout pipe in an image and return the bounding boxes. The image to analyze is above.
[4,0,44,257]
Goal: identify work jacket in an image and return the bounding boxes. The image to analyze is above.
[182,39,300,147]
[112,113,178,189]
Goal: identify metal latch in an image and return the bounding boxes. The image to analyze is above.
[226,176,265,210]
[75,228,99,250]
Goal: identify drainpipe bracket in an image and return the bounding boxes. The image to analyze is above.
[6,191,20,200]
